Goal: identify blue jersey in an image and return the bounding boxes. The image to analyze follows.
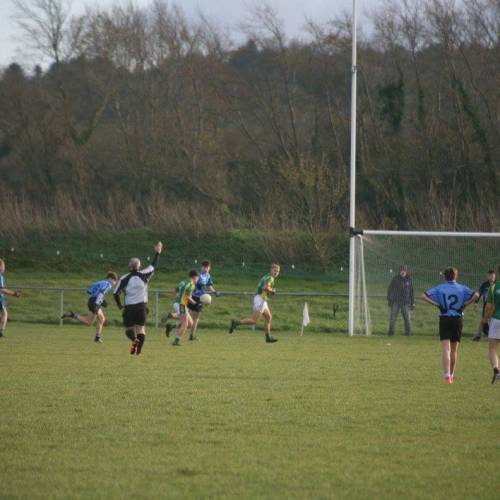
[425,281,474,317]
[193,272,214,298]
[87,279,113,299]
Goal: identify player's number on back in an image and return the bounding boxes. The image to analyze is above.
[441,293,459,313]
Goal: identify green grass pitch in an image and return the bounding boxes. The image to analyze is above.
[1,324,499,499]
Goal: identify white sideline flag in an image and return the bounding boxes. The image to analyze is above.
[301,302,310,336]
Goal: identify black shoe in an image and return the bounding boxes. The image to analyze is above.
[229,320,238,334]
[0,332,3,338]
[265,335,278,343]
[165,323,174,338]
[388,332,394,337]
[189,335,199,342]
[61,311,75,319]
[404,332,412,336]
[492,368,500,385]
[94,335,103,343]
[472,335,481,341]
[172,338,181,346]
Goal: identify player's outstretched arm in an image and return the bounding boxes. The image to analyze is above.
[0,288,22,298]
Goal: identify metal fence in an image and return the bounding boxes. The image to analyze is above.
[7,285,483,336]
[9,286,348,330]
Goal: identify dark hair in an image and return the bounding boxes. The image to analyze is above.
[444,267,458,281]
[201,260,211,267]
[189,269,199,278]
[107,271,118,281]
[487,270,496,274]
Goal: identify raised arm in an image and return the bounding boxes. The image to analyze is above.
[150,241,163,268]
[139,241,163,281]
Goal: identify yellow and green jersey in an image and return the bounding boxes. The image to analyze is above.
[487,282,500,320]
[256,274,275,301]
[175,279,195,306]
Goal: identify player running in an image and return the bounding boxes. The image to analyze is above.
[113,241,163,355]
[171,270,199,346]
[0,258,23,338]
[61,272,118,342]
[188,260,219,341]
[420,267,477,384]
[472,270,496,341]
[229,264,280,343]
[485,278,500,384]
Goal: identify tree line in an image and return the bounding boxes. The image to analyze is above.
[0,0,499,261]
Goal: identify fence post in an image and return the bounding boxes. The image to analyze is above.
[59,289,64,327]
[155,291,159,328]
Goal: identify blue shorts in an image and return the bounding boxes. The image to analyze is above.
[0,296,6,310]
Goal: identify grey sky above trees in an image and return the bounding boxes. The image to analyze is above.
[1,0,381,68]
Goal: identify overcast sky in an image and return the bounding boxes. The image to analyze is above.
[0,0,380,69]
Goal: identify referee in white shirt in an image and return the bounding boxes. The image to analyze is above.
[114,241,163,355]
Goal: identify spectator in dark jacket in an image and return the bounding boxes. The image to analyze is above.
[387,265,415,336]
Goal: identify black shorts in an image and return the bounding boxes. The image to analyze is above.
[0,296,6,310]
[439,316,463,342]
[87,297,101,314]
[187,296,202,313]
[123,303,148,328]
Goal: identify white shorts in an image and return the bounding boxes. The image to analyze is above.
[489,318,500,340]
[173,303,180,316]
[253,295,269,314]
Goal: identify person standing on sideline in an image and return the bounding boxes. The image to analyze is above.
[387,265,415,336]
[420,267,477,384]
[472,270,496,341]
[113,241,163,355]
[0,258,23,338]
[485,277,500,384]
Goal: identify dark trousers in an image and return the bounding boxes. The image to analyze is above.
[389,303,412,336]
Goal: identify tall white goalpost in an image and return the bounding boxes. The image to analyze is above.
[347,0,358,337]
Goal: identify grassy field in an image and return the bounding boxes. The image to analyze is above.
[1,324,499,499]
